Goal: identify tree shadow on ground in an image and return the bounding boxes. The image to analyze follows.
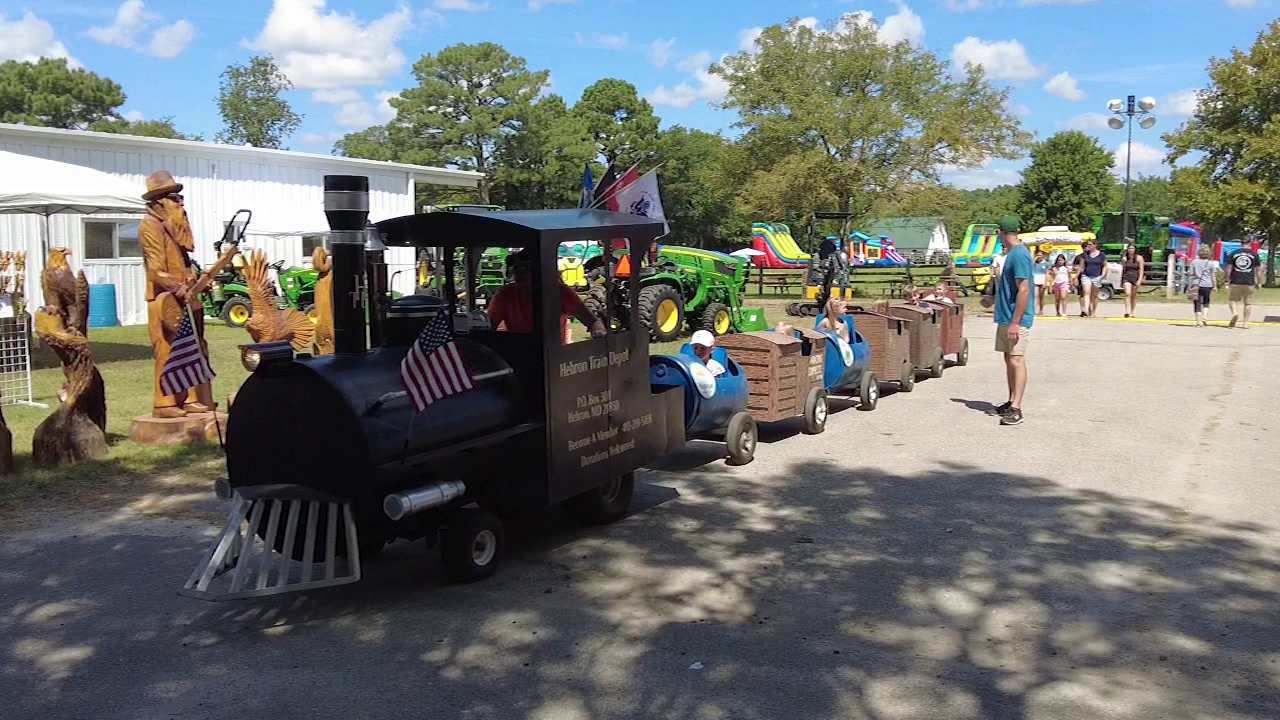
[2,460,1279,720]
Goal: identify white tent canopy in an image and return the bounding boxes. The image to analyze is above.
[0,150,147,260]
[0,150,146,216]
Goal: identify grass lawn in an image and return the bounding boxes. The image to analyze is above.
[0,322,252,514]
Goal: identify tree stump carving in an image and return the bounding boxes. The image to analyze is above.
[33,270,107,466]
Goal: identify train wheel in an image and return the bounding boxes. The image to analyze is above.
[957,338,970,367]
[899,360,916,392]
[930,349,944,379]
[441,508,504,583]
[725,412,757,466]
[858,371,878,411]
[803,388,828,434]
[563,472,635,525]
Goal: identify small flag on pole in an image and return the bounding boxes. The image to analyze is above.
[579,164,594,208]
[400,312,474,412]
[159,311,215,397]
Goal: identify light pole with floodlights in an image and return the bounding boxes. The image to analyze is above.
[1107,95,1157,242]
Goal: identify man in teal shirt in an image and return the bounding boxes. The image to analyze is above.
[990,215,1033,425]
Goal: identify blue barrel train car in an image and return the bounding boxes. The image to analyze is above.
[649,344,757,465]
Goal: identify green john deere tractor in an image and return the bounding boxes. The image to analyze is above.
[202,257,320,327]
[583,244,766,342]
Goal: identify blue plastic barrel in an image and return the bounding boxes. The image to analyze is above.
[87,284,119,328]
[649,348,748,436]
[813,315,871,391]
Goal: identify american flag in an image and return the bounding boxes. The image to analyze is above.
[160,311,215,397]
[400,312,474,412]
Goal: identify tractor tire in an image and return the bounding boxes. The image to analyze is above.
[701,302,732,335]
[221,297,252,328]
[785,302,803,317]
[638,284,685,343]
[583,287,607,324]
[303,303,318,325]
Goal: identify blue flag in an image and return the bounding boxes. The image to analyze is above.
[578,164,594,208]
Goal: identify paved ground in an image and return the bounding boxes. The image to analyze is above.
[4,316,1280,720]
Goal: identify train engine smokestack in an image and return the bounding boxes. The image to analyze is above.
[324,175,370,355]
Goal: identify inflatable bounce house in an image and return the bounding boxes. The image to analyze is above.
[1212,238,1266,265]
[952,224,1002,266]
[751,222,810,268]
[1167,222,1200,260]
[847,232,908,266]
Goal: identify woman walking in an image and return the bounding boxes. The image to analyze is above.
[1189,244,1221,326]
[1033,250,1049,315]
[1075,240,1108,317]
[1121,243,1145,318]
[1049,254,1071,316]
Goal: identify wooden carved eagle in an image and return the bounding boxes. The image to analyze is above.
[42,247,85,336]
[311,247,334,356]
[245,249,314,353]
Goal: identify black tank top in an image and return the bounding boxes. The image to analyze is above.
[1081,252,1107,277]
[1123,257,1140,273]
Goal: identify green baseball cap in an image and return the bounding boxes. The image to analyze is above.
[998,215,1022,233]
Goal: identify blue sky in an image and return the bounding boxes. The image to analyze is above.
[0,0,1272,188]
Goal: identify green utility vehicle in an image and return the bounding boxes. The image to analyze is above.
[199,209,324,327]
[584,244,765,342]
[1092,212,1170,261]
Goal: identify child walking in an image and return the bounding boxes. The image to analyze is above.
[1049,254,1071,317]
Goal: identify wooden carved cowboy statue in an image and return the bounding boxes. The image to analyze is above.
[141,171,218,418]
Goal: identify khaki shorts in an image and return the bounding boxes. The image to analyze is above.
[1229,285,1256,303]
[995,324,1029,356]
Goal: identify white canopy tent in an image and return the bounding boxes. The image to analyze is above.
[0,150,146,256]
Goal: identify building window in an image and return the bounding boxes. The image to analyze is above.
[301,234,327,256]
[83,220,141,259]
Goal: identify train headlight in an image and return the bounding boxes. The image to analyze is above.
[240,341,294,372]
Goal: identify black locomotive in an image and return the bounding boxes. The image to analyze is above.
[182,175,684,601]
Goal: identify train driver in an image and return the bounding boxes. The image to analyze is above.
[488,247,607,343]
[690,330,727,376]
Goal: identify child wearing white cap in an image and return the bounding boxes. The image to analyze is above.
[690,330,726,376]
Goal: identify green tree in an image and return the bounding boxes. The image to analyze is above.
[1165,19,1280,285]
[574,78,660,167]
[1016,131,1115,231]
[710,16,1031,237]
[1109,175,1181,219]
[653,126,743,250]
[215,54,302,149]
[89,116,202,140]
[392,42,548,203]
[491,94,597,209]
[0,58,124,129]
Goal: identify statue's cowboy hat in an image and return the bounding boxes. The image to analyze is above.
[142,170,183,201]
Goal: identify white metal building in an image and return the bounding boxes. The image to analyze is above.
[0,123,482,326]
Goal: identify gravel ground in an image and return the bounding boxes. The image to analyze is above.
[3,316,1280,720]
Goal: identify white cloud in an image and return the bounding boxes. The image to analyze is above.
[86,0,151,47]
[433,0,489,10]
[1062,112,1113,132]
[149,20,195,58]
[878,4,925,45]
[312,88,363,104]
[301,131,344,145]
[945,161,1023,189]
[245,0,413,90]
[86,1,196,58]
[0,11,79,67]
[1112,141,1167,178]
[948,0,1099,7]
[332,91,399,128]
[1226,0,1259,7]
[529,0,575,8]
[738,27,762,52]
[952,36,1043,81]
[575,32,628,50]
[650,37,676,68]
[648,63,729,109]
[1043,71,1085,101]
[122,109,145,122]
[1164,89,1201,117]
[677,50,712,74]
